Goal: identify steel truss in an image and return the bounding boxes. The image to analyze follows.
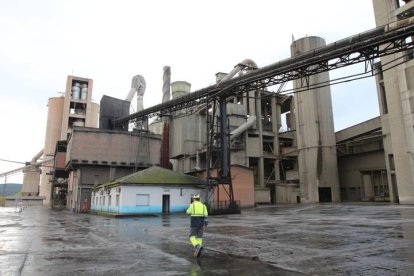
[115,21,414,127]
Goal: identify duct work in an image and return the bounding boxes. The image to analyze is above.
[126,74,146,112]
[219,59,258,83]
[30,149,44,164]
[125,74,146,130]
[218,59,258,141]
[230,115,256,141]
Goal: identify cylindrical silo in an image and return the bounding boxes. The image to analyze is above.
[80,84,88,101]
[39,97,64,205]
[72,83,80,100]
[291,36,340,203]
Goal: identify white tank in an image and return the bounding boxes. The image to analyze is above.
[81,84,88,101]
[72,83,80,100]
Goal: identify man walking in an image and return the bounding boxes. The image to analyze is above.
[186,194,208,257]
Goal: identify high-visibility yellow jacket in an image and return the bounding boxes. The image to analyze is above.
[186,200,208,227]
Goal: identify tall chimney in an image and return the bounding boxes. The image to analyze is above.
[161,66,171,168]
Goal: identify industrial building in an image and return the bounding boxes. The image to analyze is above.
[15,0,414,211]
[41,76,99,206]
[371,0,414,204]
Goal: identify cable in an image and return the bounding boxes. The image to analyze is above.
[0,158,26,165]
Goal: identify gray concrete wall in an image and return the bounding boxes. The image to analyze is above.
[275,185,300,204]
[373,0,414,204]
[67,128,161,166]
[338,151,386,201]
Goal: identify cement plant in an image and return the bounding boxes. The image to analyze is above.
[1,1,414,275]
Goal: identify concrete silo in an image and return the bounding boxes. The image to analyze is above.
[39,97,64,204]
[291,36,340,203]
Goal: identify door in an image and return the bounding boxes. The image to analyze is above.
[162,194,170,213]
[318,187,332,203]
[362,173,374,201]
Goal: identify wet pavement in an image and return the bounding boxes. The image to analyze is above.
[1,204,414,276]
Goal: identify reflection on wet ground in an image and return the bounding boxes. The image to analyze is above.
[1,203,414,275]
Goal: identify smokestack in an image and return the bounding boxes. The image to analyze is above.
[161,66,171,169]
[162,66,171,104]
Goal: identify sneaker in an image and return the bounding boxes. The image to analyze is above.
[196,245,203,258]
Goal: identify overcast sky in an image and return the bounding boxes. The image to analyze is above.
[0,0,379,184]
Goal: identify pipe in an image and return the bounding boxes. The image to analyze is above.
[194,59,258,114]
[219,98,230,181]
[31,149,44,163]
[125,75,146,112]
[220,59,258,83]
[386,16,414,32]
[230,115,256,141]
[195,151,201,171]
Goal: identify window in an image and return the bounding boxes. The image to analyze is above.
[409,96,414,112]
[388,154,395,170]
[103,196,106,206]
[136,194,150,206]
[108,195,111,206]
[116,195,119,206]
[379,83,388,114]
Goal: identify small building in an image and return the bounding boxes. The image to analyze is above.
[91,166,206,215]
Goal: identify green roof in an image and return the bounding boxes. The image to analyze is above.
[98,166,206,189]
